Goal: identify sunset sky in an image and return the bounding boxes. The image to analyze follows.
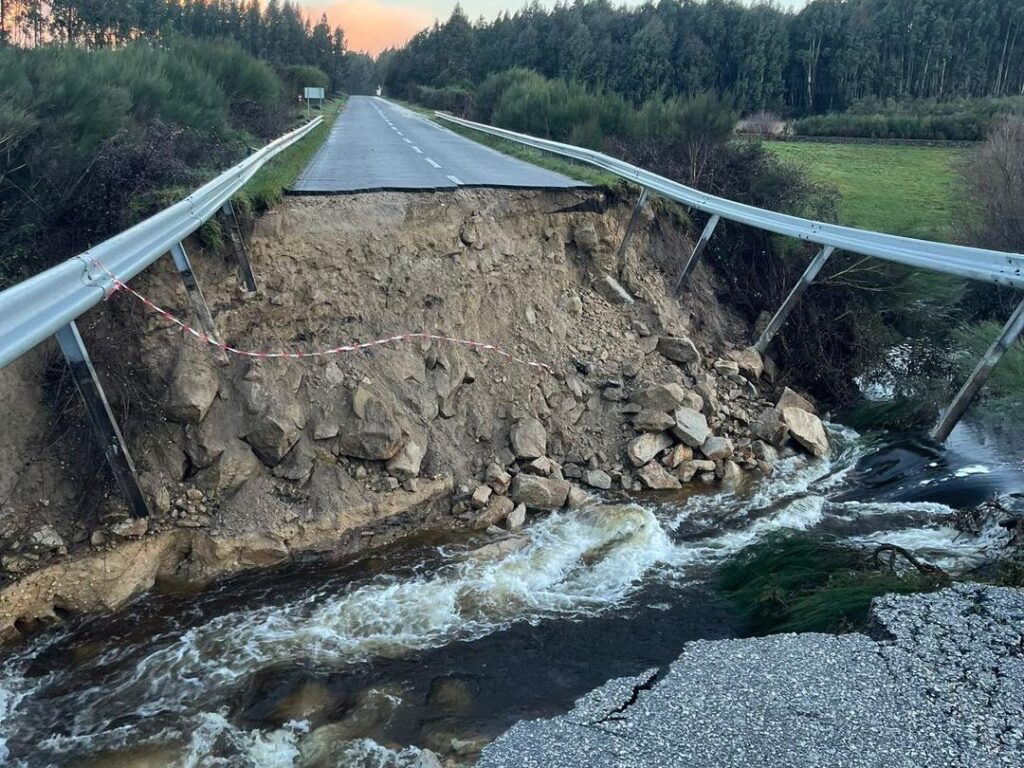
[301,0,810,56]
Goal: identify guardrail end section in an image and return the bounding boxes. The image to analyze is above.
[55,321,150,518]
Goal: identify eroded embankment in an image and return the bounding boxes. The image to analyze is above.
[0,188,828,642]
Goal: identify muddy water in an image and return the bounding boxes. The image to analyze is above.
[1,425,1021,767]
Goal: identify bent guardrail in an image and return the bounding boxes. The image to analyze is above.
[435,110,1024,442]
[0,115,323,517]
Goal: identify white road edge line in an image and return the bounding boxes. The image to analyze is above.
[446,175,463,185]
[426,158,441,168]
[412,146,422,154]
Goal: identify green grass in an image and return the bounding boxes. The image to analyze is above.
[766,141,965,241]
[233,97,346,215]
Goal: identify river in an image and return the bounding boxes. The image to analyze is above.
[0,421,1021,767]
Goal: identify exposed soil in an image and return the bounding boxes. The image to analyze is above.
[0,187,823,643]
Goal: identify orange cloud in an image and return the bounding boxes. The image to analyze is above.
[302,0,435,55]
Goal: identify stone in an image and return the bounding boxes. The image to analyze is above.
[582,469,613,490]
[164,343,219,425]
[631,383,687,412]
[505,503,527,530]
[336,392,404,461]
[721,459,745,487]
[89,530,107,547]
[184,403,228,470]
[566,484,591,509]
[386,429,428,479]
[511,474,570,509]
[656,336,701,367]
[672,407,711,447]
[403,478,419,492]
[701,436,734,461]
[475,495,514,528]
[272,436,316,483]
[713,359,741,376]
[777,387,817,414]
[558,292,584,316]
[485,462,512,494]
[728,347,764,379]
[1,554,32,575]
[633,409,677,432]
[110,517,149,539]
[676,462,698,482]
[510,417,547,459]
[247,401,305,466]
[471,485,493,509]
[194,438,262,496]
[28,525,64,551]
[627,432,674,468]
[751,440,779,463]
[691,459,716,472]
[637,462,682,490]
[751,407,790,446]
[782,407,830,457]
[662,444,694,468]
[572,221,600,252]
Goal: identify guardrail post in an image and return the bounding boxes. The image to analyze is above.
[220,201,258,293]
[169,242,220,343]
[931,295,1024,443]
[55,321,149,518]
[673,214,720,294]
[616,187,649,263]
[754,246,836,353]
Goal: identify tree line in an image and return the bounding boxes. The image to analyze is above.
[0,0,360,91]
[380,0,1024,116]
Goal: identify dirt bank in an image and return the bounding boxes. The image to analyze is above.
[0,187,828,642]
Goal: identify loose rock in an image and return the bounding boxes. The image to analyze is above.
[656,336,701,368]
[510,417,547,459]
[582,469,613,491]
[627,432,674,467]
[782,407,829,457]
[672,407,711,447]
[638,462,682,490]
[510,474,570,509]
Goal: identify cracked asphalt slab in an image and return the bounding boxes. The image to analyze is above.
[477,584,1024,768]
[292,96,586,193]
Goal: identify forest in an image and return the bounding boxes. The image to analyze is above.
[380,0,1024,116]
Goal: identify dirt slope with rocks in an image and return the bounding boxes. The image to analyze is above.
[0,187,828,642]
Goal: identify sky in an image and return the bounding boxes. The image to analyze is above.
[301,0,810,56]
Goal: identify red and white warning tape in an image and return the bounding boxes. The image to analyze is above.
[91,259,553,373]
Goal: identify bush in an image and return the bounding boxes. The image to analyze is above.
[0,39,289,288]
[279,64,330,100]
[717,533,945,634]
[410,84,474,115]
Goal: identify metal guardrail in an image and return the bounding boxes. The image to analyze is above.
[435,112,1024,290]
[0,116,323,370]
[436,110,1024,443]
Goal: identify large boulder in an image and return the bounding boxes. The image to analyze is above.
[582,469,613,490]
[510,417,547,459]
[627,432,674,467]
[637,462,682,490]
[336,388,404,461]
[386,428,428,479]
[194,438,262,496]
[777,387,817,414]
[632,409,676,432]
[751,407,789,446]
[672,407,710,447]
[656,336,701,368]
[510,474,570,509]
[701,436,734,461]
[247,401,306,466]
[728,347,764,380]
[782,407,829,457]
[165,343,219,425]
[631,383,687,412]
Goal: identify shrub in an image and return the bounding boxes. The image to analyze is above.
[279,64,330,99]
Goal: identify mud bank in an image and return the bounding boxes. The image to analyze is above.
[0,188,827,642]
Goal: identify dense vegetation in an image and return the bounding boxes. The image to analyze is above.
[792,96,1024,141]
[380,0,1024,117]
[717,533,946,634]
[0,36,325,288]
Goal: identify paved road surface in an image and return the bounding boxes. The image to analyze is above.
[292,96,585,193]
[477,584,1024,768]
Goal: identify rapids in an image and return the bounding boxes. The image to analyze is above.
[1,422,1020,767]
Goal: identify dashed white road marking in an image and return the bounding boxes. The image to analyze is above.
[412,146,422,154]
[426,158,441,168]
[446,175,463,185]
[403,138,412,144]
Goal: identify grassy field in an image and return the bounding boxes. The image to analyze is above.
[766,141,965,241]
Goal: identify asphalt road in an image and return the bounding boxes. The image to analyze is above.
[477,584,1024,768]
[291,96,585,193]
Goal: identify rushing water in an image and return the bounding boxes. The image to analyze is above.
[1,423,1021,767]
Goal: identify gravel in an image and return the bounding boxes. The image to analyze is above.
[478,584,1024,767]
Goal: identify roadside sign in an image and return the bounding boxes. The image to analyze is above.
[303,87,326,117]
